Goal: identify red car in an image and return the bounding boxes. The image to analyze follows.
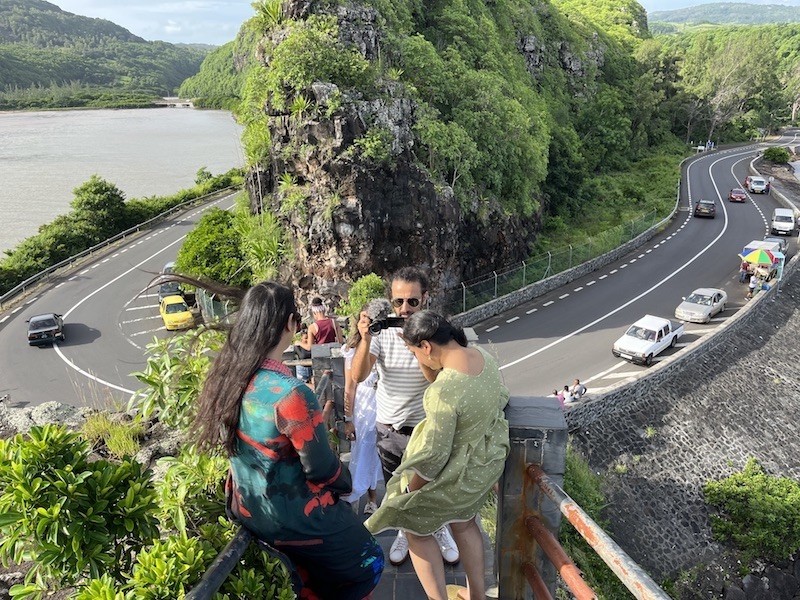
[728,188,747,202]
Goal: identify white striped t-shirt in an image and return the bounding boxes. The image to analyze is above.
[369,326,428,429]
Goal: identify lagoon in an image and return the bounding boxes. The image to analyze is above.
[0,108,244,253]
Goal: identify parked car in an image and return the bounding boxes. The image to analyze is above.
[694,198,716,218]
[748,176,768,193]
[612,315,685,366]
[770,207,796,235]
[160,296,194,331]
[728,188,747,203]
[26,313,65,345]
[158,280,183,302]
[675,288,727,323]
[763,236,788,255]
[162,261,176,274]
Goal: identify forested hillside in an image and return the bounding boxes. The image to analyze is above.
[651,2,800,28]
[0,0,210,109]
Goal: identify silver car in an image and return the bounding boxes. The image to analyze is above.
[675,288,727,323]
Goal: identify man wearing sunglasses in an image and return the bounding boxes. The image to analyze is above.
[351,267,460,568]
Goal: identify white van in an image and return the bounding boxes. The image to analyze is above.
[770,208,796,236]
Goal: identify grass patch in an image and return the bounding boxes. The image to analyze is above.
[82,412,145,460]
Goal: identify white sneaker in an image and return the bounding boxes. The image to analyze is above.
[433,526,460,565]
[363,501,378,515]
[389,530,409,565]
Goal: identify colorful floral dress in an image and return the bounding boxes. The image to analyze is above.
[365,348,510,536]
[227,359,383,599]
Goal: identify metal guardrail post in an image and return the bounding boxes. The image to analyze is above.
[527,464,671,600]
[493,271,498,298]
[522,261,526,287]
[462,282,467,313]
[496,396,567,599]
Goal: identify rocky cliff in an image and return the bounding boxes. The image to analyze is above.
[238,0,645,306]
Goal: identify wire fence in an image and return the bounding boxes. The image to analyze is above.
[440,209,661,315]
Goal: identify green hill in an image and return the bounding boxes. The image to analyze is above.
[0,0,211,109]
[651,2,800,26]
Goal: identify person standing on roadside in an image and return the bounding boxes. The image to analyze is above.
[571,378,587,400]
[350,267,460,568]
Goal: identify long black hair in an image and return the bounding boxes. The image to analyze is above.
[150,273,298,455]
[402,310,467,348]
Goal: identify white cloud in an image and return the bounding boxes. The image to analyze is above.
[52,1,253,44]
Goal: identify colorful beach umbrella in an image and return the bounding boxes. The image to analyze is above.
[740,248,776,265]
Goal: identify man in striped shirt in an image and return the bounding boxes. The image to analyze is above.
[351,267,460,567]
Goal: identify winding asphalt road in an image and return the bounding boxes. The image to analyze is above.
[0,192,239,409]
[0,136,796,408]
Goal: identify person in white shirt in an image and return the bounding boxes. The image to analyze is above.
[350,267,459,568]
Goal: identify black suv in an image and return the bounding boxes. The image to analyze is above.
[693,199,716,218]
[27,313,65,346]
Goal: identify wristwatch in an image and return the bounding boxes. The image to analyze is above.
[343,415,353,423]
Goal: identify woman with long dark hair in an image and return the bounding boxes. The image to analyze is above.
[165,275,383,600]
[365,310,509,600]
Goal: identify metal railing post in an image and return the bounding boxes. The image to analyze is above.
[462,282,467,313]
[493,271,498,298]
[569,245,573,269]
[522,261,526,288]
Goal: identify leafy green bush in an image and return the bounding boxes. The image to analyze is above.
[0,425,159,598]
[704,458,800,564]
[155,445,229,536]
[336,273,387,321]
[353,127,394,165]
[763,146,790,163]
[129,330,225,430]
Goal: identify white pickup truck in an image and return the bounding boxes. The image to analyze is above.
[612,315,685,366]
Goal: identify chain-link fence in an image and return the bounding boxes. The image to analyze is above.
[196,289,236,324]
[440,209,660,315]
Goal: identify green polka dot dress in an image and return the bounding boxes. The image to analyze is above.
[365,347,510,536]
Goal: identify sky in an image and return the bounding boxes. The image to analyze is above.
[51,1,800,46]
[52,1,255,46]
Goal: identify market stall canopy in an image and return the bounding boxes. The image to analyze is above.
[739,248,776,265]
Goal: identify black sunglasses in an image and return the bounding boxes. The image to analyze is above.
[391,297,421,308]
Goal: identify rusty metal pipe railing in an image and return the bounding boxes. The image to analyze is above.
[526,516,597,599]
[522,562,555,600]
[527,464,671,600]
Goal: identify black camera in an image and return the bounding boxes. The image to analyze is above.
[368,316,406,335]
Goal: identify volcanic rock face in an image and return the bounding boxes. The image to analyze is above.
[245,1,536,307]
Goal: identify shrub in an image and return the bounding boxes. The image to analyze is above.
[353,127,394,165]
[155,445,228,536]
[82,412,145,460]
[337,273,387,321]
[129,329,225,430]
[0,425,159,597]
[704,458,800,564]
[763,146,790,163]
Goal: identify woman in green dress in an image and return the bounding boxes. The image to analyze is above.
[365,311,510,600]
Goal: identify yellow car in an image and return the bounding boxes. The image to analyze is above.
[159,295,194,331]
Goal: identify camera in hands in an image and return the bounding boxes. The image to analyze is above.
[368,316,406,335]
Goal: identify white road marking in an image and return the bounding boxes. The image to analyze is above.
[543,301,554,307]
[709,317,727,322]
[629,259,636,263]
[130,327,166,337]
[610,269,618,274]
[620,264,628,269]
[25,297,38,304]
[600,371,643,380]
[11,307,22,314]
[638,254,645,259]
[486,325,499,332]
[506,316,519,323]
[559,294,569,299]
[646,249,652,253]
[80,269,89,275]
[599,275,608,280]
[122,315,162,324]
[675,342,691,348]
[101,258,109,263]
[586,281,596,286]
[526,308,538,314]
[91,264,99,269]
[112,253,119,258]
[583,361,628,385]
[55,283,65,288]
[574,287,583,292]
[125,304,159,311]
[0,316,9,323]
[68,276,77,281]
